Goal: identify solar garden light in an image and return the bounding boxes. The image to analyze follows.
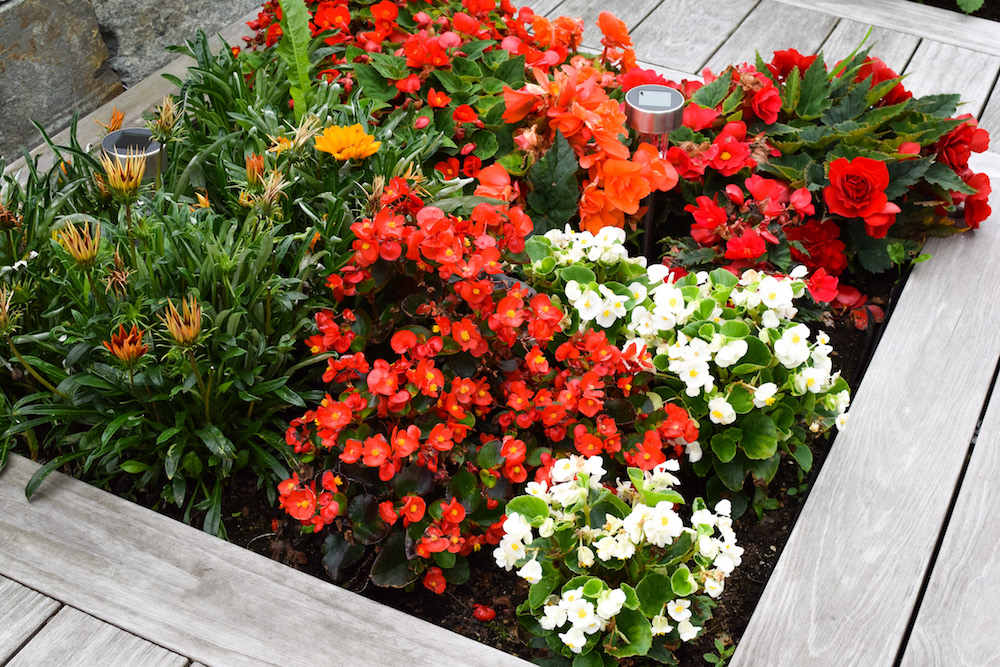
[100,127,166,185]
[624,84,685,260]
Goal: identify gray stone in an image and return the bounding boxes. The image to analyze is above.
[0,0,123,163]
[89,0,260,87]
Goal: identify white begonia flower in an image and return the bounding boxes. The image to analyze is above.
[647,465,680,491]
[558,626,587,653]
[493,536,526,570]
[525,481,550,498]
[739,269,762,285]
[540,603,568,630]
[715,499,732,516]
[538,517,556,538]
[594,225,626,247]
[795,367,829,394]
[758,276,794,310]
[517,558,543,584]
[686,440,703,463]
[812,347,833,373]
[699,534,721,559]
[761,309,781,329]
[577,546,595,568]
[596,589,627,620]
[775,323,811,368]
[716,517,736,543]
[695,271,709,284]
[714,339,748,368]
[836,412,850,429]
[503,513,534,544]
[690,509,716,528]
[708,396,737,425]
[612,532,637,560]
[566,599,599,632]
[652,283,686,314]
[594,535,618,561]
[582,456,607,484]
[551,482,587,508]
[623,504,652,544]
[651,305,678,333]
[667,598,692,622]
[560,587,585,606]
[543,228,566,245]
[789,264,808,278]
[564,280,583,302]
[704,577,725,599]
[595,299,621,327]
[629,305,656,336]
[714,541,744,574]
[678,620,702,642]
[753,382,779,408]
[644,503,685,547]
[832,390,850,414]
[550,458,576,484]
[673,360,715,397]
[627,281,648,303]
[651,615,674,636]
[574,289,603,322]
[647,263,673,284]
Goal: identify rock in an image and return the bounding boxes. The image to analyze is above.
[0,0,123,163]
[87,0,260,86]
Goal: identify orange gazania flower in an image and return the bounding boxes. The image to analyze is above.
[160,295,202,347]
[103,324,148,367]
[95,106,125,135]
[55,221,100,267]
[314,124,381,161]
[99,148,146,201]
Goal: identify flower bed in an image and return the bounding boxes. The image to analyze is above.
[0,0,990,664]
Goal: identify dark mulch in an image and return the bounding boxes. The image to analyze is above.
[912,0,1000,22]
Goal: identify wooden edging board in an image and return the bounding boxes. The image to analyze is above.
[731,150,1000,665]
[0,454,531,667]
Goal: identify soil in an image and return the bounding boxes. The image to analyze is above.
[911,0,1000,22]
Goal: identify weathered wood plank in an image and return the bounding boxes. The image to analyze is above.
[731,150,1000,666]
[772,0,1000,57]
[629,0,759,76]
[2,10,259,183]
[0,575,61,663]
[902,40,1000,122]
[0,454,530,667]
[552,0,662,51]
[817,19,919,70]
[703,0,838,75]
[978,88,1000,153]
[509,0,565,18]
[899,365,1000,665]
[8,606,187,667]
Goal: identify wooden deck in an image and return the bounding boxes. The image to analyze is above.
[3,0,1000,664]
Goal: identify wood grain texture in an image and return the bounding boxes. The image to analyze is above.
[899,368,1000,665]
[703,0,838,75]
[0,454,531,667]
[8,606,187,667]
[2,10,259,184]
[551,0,662,50]
[902,40,1000,122]
[772,0,1000,57]
[817,19,919,70]
[731,150,1000,666]
[978,89,1000,153]
[0,575,61,663]
[629,0,760,75]
[512,0,568,19]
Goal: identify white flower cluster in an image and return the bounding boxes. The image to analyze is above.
[495,456,741,652]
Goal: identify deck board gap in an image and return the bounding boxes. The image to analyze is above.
[627,0,667,37]
[977,67,1000,124]
[695,0,764,73]
[2,602,64,667]
[815,17,842,58]
[899,37,921,81]
[891,352,1000,666]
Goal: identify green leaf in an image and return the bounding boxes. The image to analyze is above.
[749,453,780,485]
[821,79,870,126]
[559,265,596,285]
[348,494,390,545]
[711,433,738,464]
[759,152,813,183]
[923,161,978,195]
[354,63,395,102]
[782,66,801,113]
[635,572,672,617]
[275,0,314,119]
[884,157,932,199]
[120,460,149,474]
[670,565,697,597]
[796,55,832,119]
[911,93,962,118]
[471,130,500,160]
[572,653,603,667]
[848,225,893,273]
[369,53,410,81]
[607,608,654,658]
[957,0,985,11]
[507,495,550,526]
[691,76,732,110]
[525,236,552,263]
[527,132,579,233]
[101,412,138,446]
[741,412,778,459]
[370,531,417,587]
[25,451,88,499]
[791,443,813,472]
[322,532,365,582]
[494,54,525,86]
[195,424,236,460]
[529,576,559,609]
[476,439,503,469]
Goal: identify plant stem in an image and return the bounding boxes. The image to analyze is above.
[85,266,108,313]
[7,338,65,397]
[188,348,211,423]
